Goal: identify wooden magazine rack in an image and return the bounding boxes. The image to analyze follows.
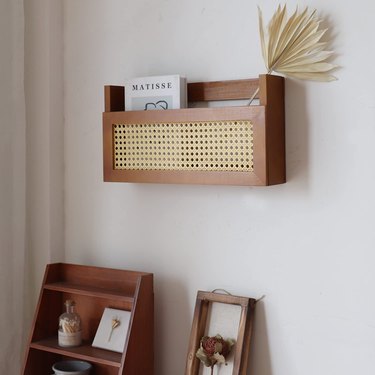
[103,74,285,186]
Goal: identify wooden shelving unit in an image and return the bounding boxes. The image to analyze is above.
[103,74,285,186]
[22,263,153,375]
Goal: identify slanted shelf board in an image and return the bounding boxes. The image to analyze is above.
[30,337,122,367]
[22,263,154,375]
[44,281,136,303]
[103,74,285,186]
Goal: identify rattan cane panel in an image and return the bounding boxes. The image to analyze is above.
[113,120,253,172]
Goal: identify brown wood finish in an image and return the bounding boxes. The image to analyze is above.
[185,297,210,374]
[122,273,154,375]
[103,106,266,186]
[105,78,260,108]
[258,74,286,185]
[187,78,260,102]
[103,74,285,186]
[105,86,125,112]
[185,291,256,375]
[22,263,154,375]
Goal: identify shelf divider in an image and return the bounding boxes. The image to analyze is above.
[44,282,135,303]
[30,337,122,367]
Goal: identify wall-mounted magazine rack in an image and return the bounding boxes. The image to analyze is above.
[103,74,285,186]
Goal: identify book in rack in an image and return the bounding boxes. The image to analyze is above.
[124,74,187,111]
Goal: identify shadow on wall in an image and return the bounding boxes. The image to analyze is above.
[247,300,273,375]
[154,275,191,375]
[284,78,310,189]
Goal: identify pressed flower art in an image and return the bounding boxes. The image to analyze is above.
[196,334,235,375]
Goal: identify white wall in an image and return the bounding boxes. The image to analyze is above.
[63,1,375,375]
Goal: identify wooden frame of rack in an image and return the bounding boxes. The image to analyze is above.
[103,74,285,186]
[22,263,154,375]
[185,291,256,375]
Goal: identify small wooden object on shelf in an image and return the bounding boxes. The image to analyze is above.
[22,263,154,375]
[103,74,285,186]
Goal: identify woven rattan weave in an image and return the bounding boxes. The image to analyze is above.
[113,120,253,172]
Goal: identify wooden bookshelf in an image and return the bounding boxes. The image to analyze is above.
[22,263,154,375]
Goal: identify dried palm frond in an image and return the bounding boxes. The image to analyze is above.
[258,5,337,81]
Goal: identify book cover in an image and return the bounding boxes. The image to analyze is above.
[124,74,187,111]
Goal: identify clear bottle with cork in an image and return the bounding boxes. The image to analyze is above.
[58,299,82,347]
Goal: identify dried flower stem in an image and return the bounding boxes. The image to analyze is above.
[248,5,337,106]
[108,317,121,342]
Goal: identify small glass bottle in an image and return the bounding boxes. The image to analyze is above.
[58,299,82,347]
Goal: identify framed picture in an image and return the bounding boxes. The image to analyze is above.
[92,307,131,353]
[185,291,256,375]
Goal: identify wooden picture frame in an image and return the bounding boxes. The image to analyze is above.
[185,291,256,375]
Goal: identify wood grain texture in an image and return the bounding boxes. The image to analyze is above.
[105,78,260,109]
[105,86,125,112]
[185,297,210,374]
[185,291,256,375]
[22,263,154,375]
[103,74,285,186]
[260,75,286,184]
[103,106,266,185]
[121,274,154,375]
[188,78,260,102]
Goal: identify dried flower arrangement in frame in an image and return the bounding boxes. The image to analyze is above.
[196,334,236,375]
[185,291,256,375]
[92,307,131,353]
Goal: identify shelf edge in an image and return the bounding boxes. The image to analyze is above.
[30,340,122,368]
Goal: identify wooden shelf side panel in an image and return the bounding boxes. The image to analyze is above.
[31,290,62,342]
[259,75,286,185]
[105,86,125,112]
[122,274,154,375]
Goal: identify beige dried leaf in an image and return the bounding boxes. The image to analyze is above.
[258,5,337,81]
